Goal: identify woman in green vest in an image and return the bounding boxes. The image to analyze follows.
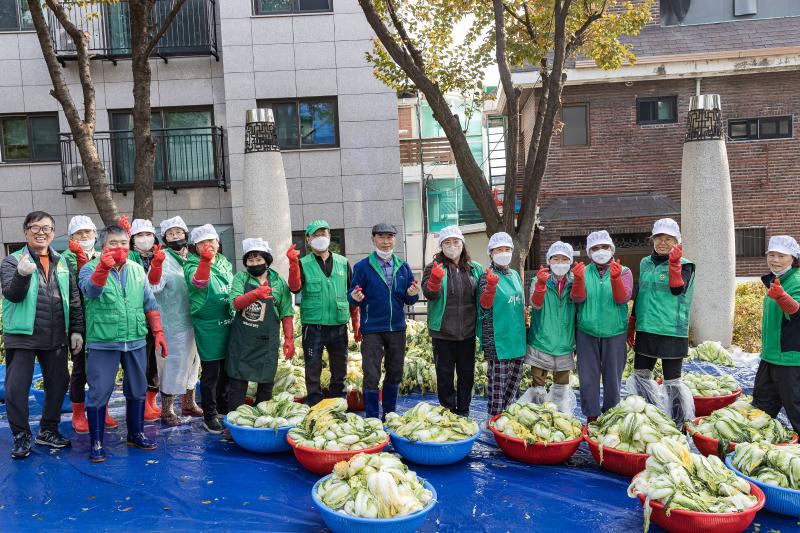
[627,218,695,426]
[478,232,527,416]
[572,230,633,422]
[519,241,577,413]
[750,236,800,433]
[184,224,234,434]
[226,238,295,411]
[422,225,483,416]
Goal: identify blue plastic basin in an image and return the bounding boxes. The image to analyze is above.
[223,416,293,453]
[29,386,72,413]
[725,452,800,517]
[387,427,481,465]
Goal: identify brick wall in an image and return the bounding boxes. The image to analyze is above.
[524,69,800,276]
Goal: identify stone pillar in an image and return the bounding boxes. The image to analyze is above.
[681,95,735,346]
[243,108,291,278]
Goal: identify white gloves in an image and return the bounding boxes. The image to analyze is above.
[16,254,37,276]
[70,333,83,354]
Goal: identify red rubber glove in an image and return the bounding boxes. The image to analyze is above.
[768,278,800,315]
[668,244,684,289]
[68,239,89,272]
[426,261,445,293]
[282,316,295,360]
[609,259,628,304]
[480,269,499,309]
[148,244,166,285]
[146,310,168,357]
[194,243,214,285]
[351,284,365,303]
[627,315,636,348]
[570,262,586,300]
[118,215,131,236]
[531,266,549,308]
[233,281,272,311]
[350,306,361,342]
[90,248,116,287]
[287,244,302,292]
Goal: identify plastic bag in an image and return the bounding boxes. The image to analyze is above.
[546,384,576,414]
[518,386,546,404]
[625,369,667,411]
[664,378,695,426]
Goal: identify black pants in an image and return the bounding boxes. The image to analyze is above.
[227,378,273,411]
[69,344,87,403]
[361,331,406,390]
[432,337,475,416]
[633,353,683,381]
[303,324,348,406]
[145,332,159,392]
[5,347,68,435]
[752,360,800,433]
[200,360,229,419]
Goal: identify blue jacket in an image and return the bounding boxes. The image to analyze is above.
[348,252,418,334]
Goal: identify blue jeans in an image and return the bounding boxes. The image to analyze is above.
[86,346,147,409]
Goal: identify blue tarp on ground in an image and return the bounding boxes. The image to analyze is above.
[1,366,798,532]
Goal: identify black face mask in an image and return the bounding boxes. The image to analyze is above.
[247,264,267,277]
[166,239,187,251]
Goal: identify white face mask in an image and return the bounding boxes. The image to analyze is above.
[442,243,462,260]
[771,265,792,277]
[375,248,394,261]
[79,238,96,253]
[591,249,613,265]
[134,235,154,252]
[549,263,571,277]
[310,236,330,252]
[492,252,512,267]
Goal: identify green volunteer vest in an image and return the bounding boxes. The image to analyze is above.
[479,270,526,360]
[577,263,629,338]
[185,253,234,362]
[83,258,149,343]
[2,248,71,335]
[427,261,484,332]
[634,255,695,338]
[299,253,349,326]
[761,268,800,366]
[528,275,576,356]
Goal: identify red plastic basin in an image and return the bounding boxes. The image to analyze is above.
[583,428,650,477]
[686,417,799,457]
[287,434,390,475]
[488,414,583,465]
[693,389,742,417]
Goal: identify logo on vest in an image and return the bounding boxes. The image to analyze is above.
[243,301,266,323]
[507,294,523,306]
[659,274,666,281]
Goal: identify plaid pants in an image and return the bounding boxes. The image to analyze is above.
[487,357,524,415]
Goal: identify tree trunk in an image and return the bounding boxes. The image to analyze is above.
[27,0,119,225]
[130,0,158,220]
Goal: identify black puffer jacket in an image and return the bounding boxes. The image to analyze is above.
[1,246,84,351]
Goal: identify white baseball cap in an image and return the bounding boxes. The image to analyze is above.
[438,225,464,247]
[652,218,682,243]
[159,216,188,237]
[586,230,615,253]
[547,241,574,263]
[767,235,800,259]
[242,238,272,256]
[68,215,96,236]
[130,219,155,236]
[191,224,219,244]
[487,232,514,255]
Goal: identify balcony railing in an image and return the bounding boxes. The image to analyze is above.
[400,137,456,166]
[60,126,227,194]
[49,0,218,63]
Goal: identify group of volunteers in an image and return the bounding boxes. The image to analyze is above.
[3,209,799,462]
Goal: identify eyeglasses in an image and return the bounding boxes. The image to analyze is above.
[27,225,54,235]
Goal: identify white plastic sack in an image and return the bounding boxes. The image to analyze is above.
[546,384,576,414]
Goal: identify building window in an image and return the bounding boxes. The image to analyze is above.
[4,242,25,255]
[403,182,423,233]
[426,178,482,232]
[736,227,766,257]
[0,114,60,162]
[729,116,792,141]
[561,104,588,146]
[254,0,332,16]
[260,98,339,150]
[487,115,507,186]
[291,228,346,256]
[0,0,33,32]
[637,96,678,125]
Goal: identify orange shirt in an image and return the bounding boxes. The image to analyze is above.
[39,253,50,278]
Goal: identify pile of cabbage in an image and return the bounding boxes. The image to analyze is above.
[687,399,793,444]
[492,401,582,444]
[683,371,739,397]
[385,402,478,443]
[226,392,310,429]
[400,356,437,394]
[588,395,683,454]
[317,452,433,518]
[687,340,735,367]
[628,436,758,530]
[732,442,800,489]
[273,360,308,398]
[288,398,387,451]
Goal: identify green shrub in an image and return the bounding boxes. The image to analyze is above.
[733,281,765,353]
